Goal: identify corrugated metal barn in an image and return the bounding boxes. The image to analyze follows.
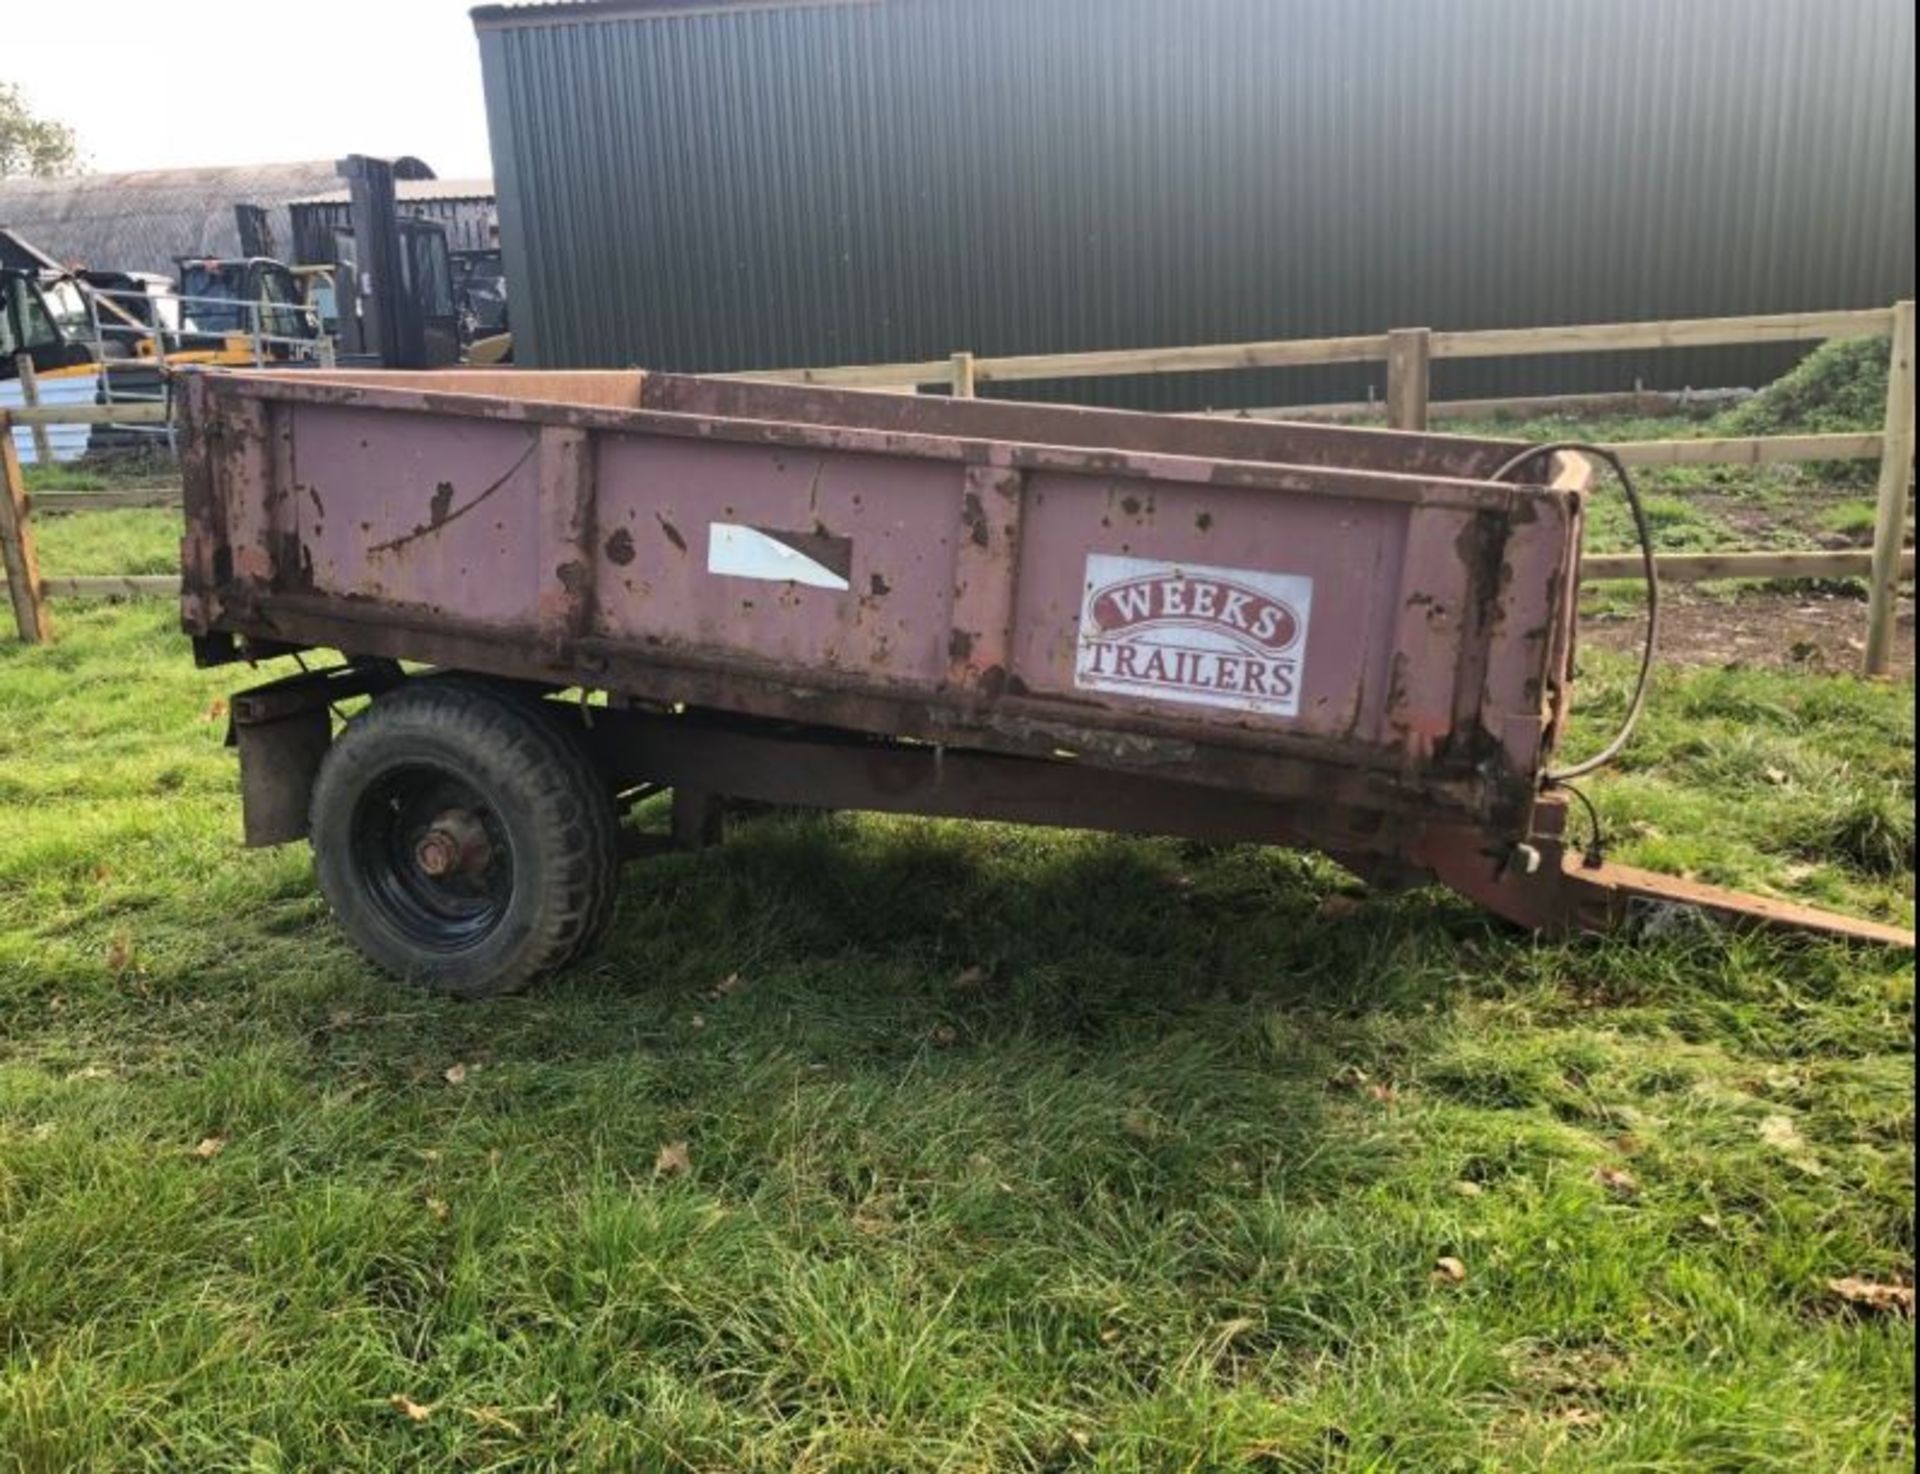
[475,0,1917,407]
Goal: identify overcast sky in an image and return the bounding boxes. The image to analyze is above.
[7,0,496,179]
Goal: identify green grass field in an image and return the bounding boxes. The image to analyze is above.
[2,467,1914,1470]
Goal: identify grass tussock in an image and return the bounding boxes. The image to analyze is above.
[1721,337,1892,440]
[1792,787,1917,879]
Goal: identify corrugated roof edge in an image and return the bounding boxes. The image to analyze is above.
[287,178,496,206]
[471,0,879,29]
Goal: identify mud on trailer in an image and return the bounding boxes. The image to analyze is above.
[176,368,1914,996]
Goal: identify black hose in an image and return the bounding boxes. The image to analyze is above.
[1489,442,1660,786]
[1560,778,1609,870]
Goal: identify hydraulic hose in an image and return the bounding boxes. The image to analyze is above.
[1489,442,1660,786]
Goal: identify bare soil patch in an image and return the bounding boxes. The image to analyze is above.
[1581,587,1915,676]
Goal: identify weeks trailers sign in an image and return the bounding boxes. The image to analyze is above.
[1074,555,1315,718]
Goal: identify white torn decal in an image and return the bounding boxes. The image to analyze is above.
[707,523,852,592]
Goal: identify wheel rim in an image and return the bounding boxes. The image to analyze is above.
[350,764,514,952]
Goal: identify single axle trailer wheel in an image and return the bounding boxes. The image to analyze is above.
[308,678,623,998]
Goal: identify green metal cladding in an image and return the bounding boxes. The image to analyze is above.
[476,0,1916,408]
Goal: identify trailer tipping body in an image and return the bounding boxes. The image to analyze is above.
[177,368,1913,994]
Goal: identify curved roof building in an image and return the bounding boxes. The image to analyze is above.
[0,158,435,276]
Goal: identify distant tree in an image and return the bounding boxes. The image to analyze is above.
[1,81,81,178]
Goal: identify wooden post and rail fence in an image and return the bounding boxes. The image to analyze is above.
[3,304,1914,674]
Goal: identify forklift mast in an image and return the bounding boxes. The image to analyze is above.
[333,156,458,370]
[233,203,278,262]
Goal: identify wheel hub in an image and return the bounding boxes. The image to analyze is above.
[413,808,493,879]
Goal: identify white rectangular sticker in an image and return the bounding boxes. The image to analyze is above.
[1075,554,1314,717]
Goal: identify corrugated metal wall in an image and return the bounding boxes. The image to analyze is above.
[476,0,1916,408]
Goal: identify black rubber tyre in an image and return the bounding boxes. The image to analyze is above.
[309,677,622,998]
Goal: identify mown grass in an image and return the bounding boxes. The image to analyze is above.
[17,464,120,495]
[20,451,178,497]
[27,509,181,578]
[1,488,1914,1470]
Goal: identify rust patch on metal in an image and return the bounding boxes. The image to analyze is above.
[268,529,316,593]
[870,573,892,597]
[1382,653,1420,755]
[658,515,688,554]
[605,528,637,566]
[366,439,539,556]
[961,492,991,550]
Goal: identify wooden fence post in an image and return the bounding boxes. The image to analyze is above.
[0,414,54,644]
[12,356,55,468]
[1865,300,1915,678]
[950,352,977,399]
[1386,328,1431,431]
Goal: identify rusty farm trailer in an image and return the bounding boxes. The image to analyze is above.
[176,368,1913,995]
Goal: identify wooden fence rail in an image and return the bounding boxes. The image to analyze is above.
[733,307,1900,394]
[4,303,1914,673]
[733,301,1914,675]
[1603,433,1886,469]
[32,488,182,512]
[4,402,171,428]
[1582,549,1916,584]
